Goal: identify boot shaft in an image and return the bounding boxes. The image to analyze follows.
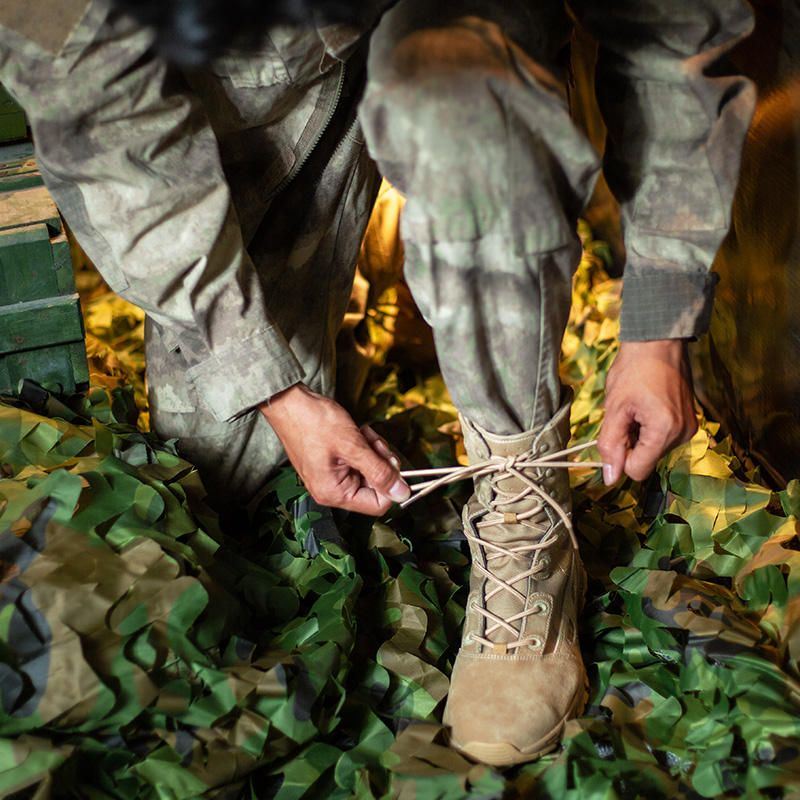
[460,402,573,537]
[458,401,579,653]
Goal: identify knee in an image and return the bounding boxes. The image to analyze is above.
[360,19,519,175]
[359,8,598,248]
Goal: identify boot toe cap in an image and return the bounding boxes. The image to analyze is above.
[444,651,586,766]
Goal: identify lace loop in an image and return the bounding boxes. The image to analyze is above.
[401,439,602,649]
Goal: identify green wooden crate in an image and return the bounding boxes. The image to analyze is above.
[0,144,88,395]
[0,142,44,192]
[0,85,26,144]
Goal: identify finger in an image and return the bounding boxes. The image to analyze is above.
[361,425,401,470]
[623,423,672,482]
[342,433,410,503]
[326,470,394,516]
[598,404,634,485]
[343,485,394,516]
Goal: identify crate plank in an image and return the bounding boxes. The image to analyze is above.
[0,173,44,192]
[0,294,84,355]
[0,161,37,178]
[0,86,25,144]
[0,141,34,165]
[0,185,61,234]
[0,114,26,144]
[0,225,60,302]
[0,342,88,395]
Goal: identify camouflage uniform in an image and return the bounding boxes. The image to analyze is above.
[0,0,755,508]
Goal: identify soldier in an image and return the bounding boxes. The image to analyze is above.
[0,0,755,765]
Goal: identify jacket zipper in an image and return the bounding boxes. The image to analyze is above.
[266,62,347,202]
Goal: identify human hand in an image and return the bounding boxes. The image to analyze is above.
[598,340,698,485]
[260,383,410,514]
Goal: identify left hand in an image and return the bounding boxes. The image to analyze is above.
[598,339,698,485]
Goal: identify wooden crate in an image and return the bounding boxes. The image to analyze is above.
[0,142,88,395]
[0,85,26,144]
[0,142,44,193]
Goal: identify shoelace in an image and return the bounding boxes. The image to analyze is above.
[400,440,602,651]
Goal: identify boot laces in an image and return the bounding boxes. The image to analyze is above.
[401,440,601,651]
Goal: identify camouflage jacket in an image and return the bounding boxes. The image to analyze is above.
[0,0,755,423]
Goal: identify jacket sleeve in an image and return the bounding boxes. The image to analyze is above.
[0,6,304,422]
[570,0,757,340]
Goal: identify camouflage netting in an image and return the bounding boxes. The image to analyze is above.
[2,228,800,799]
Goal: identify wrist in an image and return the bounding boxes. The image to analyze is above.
[259,382,310,420]
[618,338,687,367]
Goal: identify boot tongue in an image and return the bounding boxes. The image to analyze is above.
[460,412,571,647]
[466,425,548,542]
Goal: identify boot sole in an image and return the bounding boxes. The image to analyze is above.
[450,671,589,768]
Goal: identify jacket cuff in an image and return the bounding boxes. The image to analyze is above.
[185,326,305,422]
[620,269,718,341]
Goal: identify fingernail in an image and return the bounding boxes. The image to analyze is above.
[375,440,401,470]
[388,479,411,503]
[603,464,615,486]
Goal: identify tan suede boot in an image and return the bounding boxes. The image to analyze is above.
[443,402,588,766]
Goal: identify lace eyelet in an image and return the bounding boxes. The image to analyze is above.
[528,636,542,648]
[534,601,549,614]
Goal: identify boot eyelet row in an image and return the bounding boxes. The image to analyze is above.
[446,404,583,761]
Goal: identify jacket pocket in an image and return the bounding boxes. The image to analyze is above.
[210,38,290,88]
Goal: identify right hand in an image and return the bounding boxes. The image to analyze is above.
[260,383,410,515]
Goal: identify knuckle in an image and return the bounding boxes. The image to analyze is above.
[369,461,395,488]
[660,411,681,436]
[668,408,683,426]
[339,434,362,458]
[310,482,338,507]
[627,464,649,481]
[597,428,615,446]
[310,489,329,505]
[375,496,392,514]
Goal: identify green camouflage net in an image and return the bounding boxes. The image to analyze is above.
[1,226,799,799]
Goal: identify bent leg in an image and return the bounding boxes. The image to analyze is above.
[360,0,600,434]
[0,5,381,512]
[360,4,602,765]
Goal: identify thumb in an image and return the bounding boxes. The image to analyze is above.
[344,435,410,503]
[598,404,634,485]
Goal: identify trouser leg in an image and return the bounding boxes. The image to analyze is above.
[148,47,382,510]
[360,0,601,434]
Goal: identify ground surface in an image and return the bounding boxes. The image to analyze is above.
[1,232,799,799]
